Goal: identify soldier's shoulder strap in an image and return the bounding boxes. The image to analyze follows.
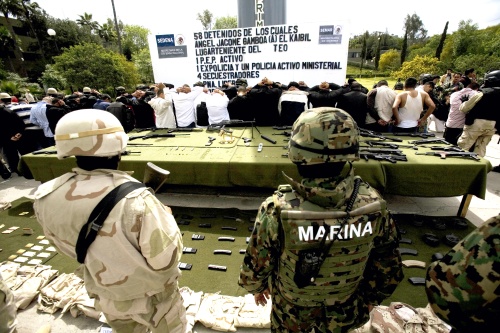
[75,181,146,264]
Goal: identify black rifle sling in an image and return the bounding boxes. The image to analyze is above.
[300,178,362,285]
[75,181,146,263]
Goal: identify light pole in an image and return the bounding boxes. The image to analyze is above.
[47,29,59,52]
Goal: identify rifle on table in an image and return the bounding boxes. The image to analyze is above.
[359,129,403,142]
[272,131,291,137]
[415,151,480,161]
[422,145,465,152]
[359,148,405,156]
[360,153,408,163]
[363,140,417,149]
[409,138,450,145]
[272,125,292,130]
[32,150,57,155]
[411,132,435,138]
[128,133,189,141]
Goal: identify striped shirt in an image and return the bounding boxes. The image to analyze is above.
[446,88,478,128]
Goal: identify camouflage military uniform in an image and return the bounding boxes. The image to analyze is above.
[34,168,186,332]
[239,167,403,333]
[426,214,500,333]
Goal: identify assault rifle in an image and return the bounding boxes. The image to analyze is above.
[363,140,417,149]
[128,133,189,141]
[360,153,408,163]
[359,129,403,142]
[134,127,202,133]
[272,131,291,137]
[272,125,292,130]
[409,132,435,138]
[32,150,57,155]
[359,148,405,156]
[207,120,255,131]
[415,151,480,161]
[408,138,450,145]
[424,145,465,152]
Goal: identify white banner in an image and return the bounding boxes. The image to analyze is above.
[148,22,349,88]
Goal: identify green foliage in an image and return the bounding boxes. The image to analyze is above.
[122,25,149,60]
[213,16,238,30]
[379,49,400,71]
[453,54,500,77]
[404,13,428,45]
[197,9,213,30]
[0,80,17,95]
[39,64,66,91]
[391,55,441,79]
[452,20,480,57]
[52,42,139,91]
[435,22,448,60]
[132,47,154,84]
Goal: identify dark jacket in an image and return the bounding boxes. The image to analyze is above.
[248,84,282,126]
[46,104,71,135]
[106,101,136,133]
[308,84,348,108]
[336,90,369,128]
[228,95,255,121]
[465,87,500,129]
[131,98,155,129]
[0,107,25,144]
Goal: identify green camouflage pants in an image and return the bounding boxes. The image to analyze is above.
[0,278,17,333]
[457,119,497,157]
[96,288,187,333]
[270,289,369,333]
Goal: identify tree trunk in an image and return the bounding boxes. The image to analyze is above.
[111,0,123,54]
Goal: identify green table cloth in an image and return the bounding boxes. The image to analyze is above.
[19,127,492,199]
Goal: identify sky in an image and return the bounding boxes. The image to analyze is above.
[34,0,500,37]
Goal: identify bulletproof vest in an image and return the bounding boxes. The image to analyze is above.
[465,87,500,125]
[273,183,385,307]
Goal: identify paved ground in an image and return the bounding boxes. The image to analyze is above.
[1,133,499,332]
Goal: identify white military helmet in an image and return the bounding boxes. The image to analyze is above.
[54,109,128,159]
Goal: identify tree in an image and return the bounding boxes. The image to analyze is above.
[122,25,149,60]
[401,27,409,64]
[391,55,441,80]
[403,13,428,45]
[0,0,27,75]
[132,47,154,83]
[435,21,448,60]
[110,0,122,54]
[52,42,139,90]
[39,64,66,90]
[213,16,237,30]
[452,20,480,58]
[374,34,382,70]
[0,26,16,72]
[76,12,100,33]
[379,49,400,72]
[197,9,213,30]
[98,23,116,44]
[360,31,368,72]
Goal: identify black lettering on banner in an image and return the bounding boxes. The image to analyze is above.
[301,62,343,70]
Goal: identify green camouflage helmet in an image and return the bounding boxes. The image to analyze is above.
[54,109,128,159]
[288,107,359,165]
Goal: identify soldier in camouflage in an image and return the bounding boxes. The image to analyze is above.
[426,214,500,333]
[34,109,186,333]
[239,107,404,333]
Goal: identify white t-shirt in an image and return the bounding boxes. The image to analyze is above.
[148,95,176,128]
[375,85,397,122]
[206,93,230,125]
[170,87,204,127]
[397,91,422,128]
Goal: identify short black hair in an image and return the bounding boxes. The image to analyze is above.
[404,77,418,89]
[287,81,300,89]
